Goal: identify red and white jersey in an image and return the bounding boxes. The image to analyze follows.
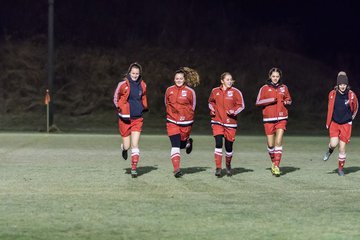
[256,82,291,122]
[208,86,245,128]
[165,85,196,126]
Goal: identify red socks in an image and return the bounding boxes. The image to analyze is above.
[214,148,222,168]
[225,151,233,166]
[171,147,181,172]
[274,146,283,167]
[338,153,346,170]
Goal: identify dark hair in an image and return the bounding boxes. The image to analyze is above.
[175,67,200,87]
[268,67,282,79]
[127,62,142,75]
[334,85,350,91]
[220,72,232,81]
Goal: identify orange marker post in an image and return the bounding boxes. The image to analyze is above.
[45,89,51,132]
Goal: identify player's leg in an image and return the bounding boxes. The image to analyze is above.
[224,128,236,177]
[169,134,183,178]
[224,138,234,176]
[337,141,346,176]
[324,122,340,161]
[179,126,193,154]
[129,131,141,177]
[121,136,130,160]
[264,122,275,163]
[119,119,131,160]
[212,124,224,177]
[337,123,351,176]
[272,128,284,177]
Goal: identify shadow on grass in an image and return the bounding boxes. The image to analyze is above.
[328,166,360,175]
[124,166,158,177]
[232,167,254,176]
[281,166,301,175]
[265,166,300,176]
[213,168,254,178]
[182,167,210,174]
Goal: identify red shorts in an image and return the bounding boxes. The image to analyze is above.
[166,122,192,141]
[329,121,352,143]
[118,118,143,137]
[264,120,287,135]
[212,124,236,142]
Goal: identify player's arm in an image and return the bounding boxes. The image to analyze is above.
[255,86,276,107]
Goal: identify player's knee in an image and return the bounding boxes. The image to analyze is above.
[214,135,223,148]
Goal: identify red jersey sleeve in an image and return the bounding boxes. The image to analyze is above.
[208,89,216,115]
[256,85,277,107]
[229,89,245,115]
[350,91,358,120]
[283,85,292,105]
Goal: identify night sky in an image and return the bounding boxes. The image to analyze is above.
[1,0,360,72]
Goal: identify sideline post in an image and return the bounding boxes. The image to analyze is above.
[45,89,51,133]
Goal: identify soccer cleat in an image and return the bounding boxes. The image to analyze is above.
[131,169,138,178]
[174,169,183,178]
[271,163,276,174]
[226,164,232,177]
[121,144,128,160]
[186,138,193,154]
[338,168,345,176]
[323,151,332,161]
[215,168,222,177]
[272,165,281,177]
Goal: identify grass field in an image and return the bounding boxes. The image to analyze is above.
[1,133,360,240]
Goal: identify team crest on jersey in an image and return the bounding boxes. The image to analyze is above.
[268,89,272,91]
[227,91,233,97]
[216,92,220,96]
[280,87,285,93]
[170,91,173,94]
[181,90,187,97]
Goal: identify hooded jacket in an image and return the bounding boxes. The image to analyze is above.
[326,89,358,128]
[113,77,148,120]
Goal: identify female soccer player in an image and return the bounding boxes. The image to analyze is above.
[323,71,358,176]
[165,67,200,178]
[255,67,292,177]
[208,72,245,177]
[113,62,148,178]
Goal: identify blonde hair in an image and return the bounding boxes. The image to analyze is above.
[268,67,282,79]
[176,67,200,87]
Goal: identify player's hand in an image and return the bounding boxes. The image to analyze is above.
[226,109,235,115]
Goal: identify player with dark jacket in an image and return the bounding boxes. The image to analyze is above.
[323,71,358,176]
[113,62,148,178]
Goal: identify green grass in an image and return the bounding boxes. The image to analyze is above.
[1,133,360,240]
